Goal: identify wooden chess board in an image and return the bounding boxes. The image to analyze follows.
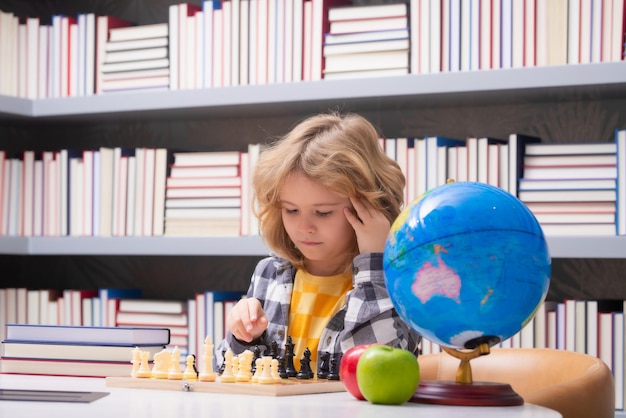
[105,376,346,396]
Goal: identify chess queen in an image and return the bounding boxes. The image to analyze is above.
[216,112,421,375]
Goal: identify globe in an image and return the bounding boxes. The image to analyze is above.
[383,181,551,350]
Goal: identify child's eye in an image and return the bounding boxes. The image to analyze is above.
[284,208,298,215]
[316,211,331,217]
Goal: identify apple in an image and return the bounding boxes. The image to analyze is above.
[339,344,372,400]
[356,345,420,405]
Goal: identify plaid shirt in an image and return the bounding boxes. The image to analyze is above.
[215,252,421,371]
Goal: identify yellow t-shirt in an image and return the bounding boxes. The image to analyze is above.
[288,268,353,374]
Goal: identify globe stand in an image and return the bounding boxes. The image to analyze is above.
[410,343,524,407]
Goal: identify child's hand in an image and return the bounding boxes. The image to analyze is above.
[344,196,391,254]
[226,297,269,342]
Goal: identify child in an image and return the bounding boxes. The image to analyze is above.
[216,112,420,374]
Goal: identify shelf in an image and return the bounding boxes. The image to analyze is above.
[0,236,270,256]
[1,62,625,121]
[0,235,622,257]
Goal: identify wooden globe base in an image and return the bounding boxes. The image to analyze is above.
[410,343,524,406]
[410,380,524,406]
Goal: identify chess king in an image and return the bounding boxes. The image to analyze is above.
[215,112,421,374]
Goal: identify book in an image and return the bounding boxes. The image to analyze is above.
[164,207,241,219]
[518,178,616,191]
[116,311,187,327]
[523,154,617,167]
[525,142,617,156]
[311,0,352,80]
[328,3,408,21]
[105,36,168,52]
[98,288,142,327]
[508,133,542,196]
[521,165,617,180]
[616,130,625,236]
[523,201,616,214]
[518,189,617,202]
[101,58,169,73]
[4,324,170,346]
[118,299,187,314]
[0,357,134,378]
[329,16,408,35]
[95,15,132,94]
[539,223,616,236]
[165,197,242,208]
[108,23,168,42]
[104,47,168,63]
[168,165,239,178]
[172,151,241,167]
[323,39,410,56]
[324,28,409,45]
[165,186,242,199]
[0,341,164,362]
[166,176,242,188]
[323,50,409,73]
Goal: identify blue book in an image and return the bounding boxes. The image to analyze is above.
[4,324,169,346]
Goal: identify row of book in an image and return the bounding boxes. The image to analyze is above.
[0,323,170,378]
[2,0,625,98]
[421,298,626,411]
[383,128,626,237]
[0,286,244,368]
[0,129,624,238]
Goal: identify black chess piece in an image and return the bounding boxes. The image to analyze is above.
[297,347,313,379]
[284,336,298,377]
[266,340,278,359]
[317,351,330,379]
[277,355,288,379]
[218,349,227,375]
[327,353,341,380]
[251,345,262,374]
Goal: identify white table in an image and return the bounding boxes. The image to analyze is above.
[0,374,562,418]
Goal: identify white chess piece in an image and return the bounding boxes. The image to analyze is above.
[258,357,275,384]
[220,350,236,383]
[168,346,183,380]
[198,336,216,382]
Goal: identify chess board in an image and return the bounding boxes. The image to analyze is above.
[105,376,346,396]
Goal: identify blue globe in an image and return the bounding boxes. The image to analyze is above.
[384,182,551,349]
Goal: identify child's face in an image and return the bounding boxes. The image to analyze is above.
[279,171,355,276]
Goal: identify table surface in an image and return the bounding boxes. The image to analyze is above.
[0,374,562,418]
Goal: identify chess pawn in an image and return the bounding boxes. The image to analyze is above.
[135,350,152,378]
[277,355,288,379]
[168,347,183,380]
[183,354,198,380]
[327,353,341,380]
[270,358,282,382]
[220,350,236,383]
[257,357,275,384]
[296,347,312,380]
[250,358,263,383]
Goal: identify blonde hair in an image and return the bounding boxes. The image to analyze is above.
[253,112,405,268]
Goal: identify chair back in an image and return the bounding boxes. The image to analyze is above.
[418,347,615,418]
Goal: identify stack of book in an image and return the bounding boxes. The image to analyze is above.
[164,151,243,236]
[115,299,189,354]
[322,3,410,80]
[100,22,170,93]
[517,140,619,236]
[0,324,168,377]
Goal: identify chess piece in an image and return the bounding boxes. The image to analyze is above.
[218,349,227,375]
[135,350,152,378]
[297,347,313,380]
[251,358,263,383]
[327,353,341,380]
[168,346,183,380]
[266,340,278,359]
[220,350,236,383]
[152,348,171,379]
[317,351,330,379]
[199,336,217,382]
[236,350,253,382]
[277,355,288,379]
[130,347,141,378]
[284,336,298,377]
[270,358,282,382]
[183,354,199,380]
[251,345,262,374]
[257,357,275,384]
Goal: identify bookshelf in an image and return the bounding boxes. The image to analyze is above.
[1,61,625,120]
